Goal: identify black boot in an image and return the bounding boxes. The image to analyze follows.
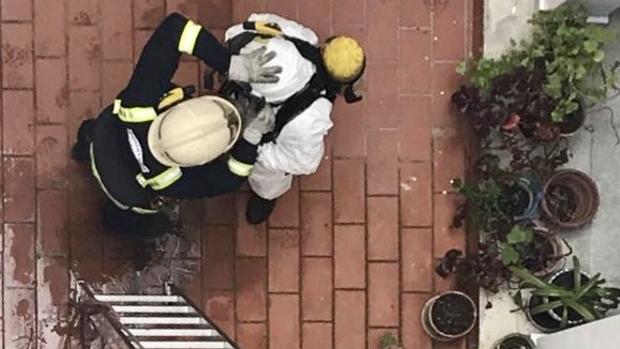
[246,193,277,225]
[71,119,95,162]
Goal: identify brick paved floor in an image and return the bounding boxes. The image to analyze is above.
[0,0,481,348]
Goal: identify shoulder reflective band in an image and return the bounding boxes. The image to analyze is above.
[179,20,202,55]
[113,99,158,123]
[136,167,183,191]
[228,157,254,177]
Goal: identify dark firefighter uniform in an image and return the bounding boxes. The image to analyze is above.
[72,13,261,238]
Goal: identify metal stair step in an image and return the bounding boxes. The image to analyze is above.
[127,328,220,337]
[131,341,234,348]
[112,305,196,314]
[94,295,185,303]
[120,317,208,325]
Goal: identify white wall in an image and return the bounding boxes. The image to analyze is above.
[536,315,620,349]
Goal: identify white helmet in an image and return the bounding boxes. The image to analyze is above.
[242,37,316,103]
[147,95,242,167]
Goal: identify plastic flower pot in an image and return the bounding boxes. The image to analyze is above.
[525,269,591,332]
[546,269,591,325]
[493,333,535,349]
[559,103,586,137]
[498,175,543,221]
[421,291,477,341]
[525,294,563,332]
[542,169,599,229]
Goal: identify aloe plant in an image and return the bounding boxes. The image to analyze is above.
[510,256,620,329]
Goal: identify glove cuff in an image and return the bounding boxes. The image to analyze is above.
[228,55,249,82]
[243,128,262,145]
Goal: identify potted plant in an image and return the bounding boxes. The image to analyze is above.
[541,169,599,229]
[437,244,511,293]
[454,2,618,139]
[493,333,535,349]
[500,225,568,277]
[451,174,542,231]
[421,291,477,341]
[510,256,620,332]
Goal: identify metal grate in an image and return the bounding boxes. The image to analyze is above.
[80,282,239,349]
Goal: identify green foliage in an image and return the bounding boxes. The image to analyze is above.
[378,332,399,349]
[510,256,620,329]
[500,226,534,266]
[452,177,503,232]
[526,1,616,122]
[458,1,617,123]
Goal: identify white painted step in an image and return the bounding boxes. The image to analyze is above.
[113,305,195,313]
[120,317,207,325]
[95,295,184,303]
[132,341,233,349]
[128,328,219,337]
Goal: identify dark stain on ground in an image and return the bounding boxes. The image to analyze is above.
[16,298,32,319]
[142,5,166,26]
[73,11,93,26]
[207,295,232,321]
[10,232,34,286]
[56,86,71,109]
[2,43,31,67]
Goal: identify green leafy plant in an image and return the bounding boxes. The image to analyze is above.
[378,332,400,349]
[457,1,618,125]
[500,226,534,265]
[525,2,617,122]
[510,256,620,329]
[451,177,503,232]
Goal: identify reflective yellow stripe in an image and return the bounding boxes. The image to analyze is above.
[113,99,157,123]
[254,21,283,37]
[228,157,254,177]
[90,144,158,214]
[157,87,185,110]
[178,20,202,54]
[136,167,182,191]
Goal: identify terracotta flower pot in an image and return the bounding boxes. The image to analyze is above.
[542,169,599,229]
[421,291,477,341]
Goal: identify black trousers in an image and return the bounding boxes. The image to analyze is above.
[103,201,171,240]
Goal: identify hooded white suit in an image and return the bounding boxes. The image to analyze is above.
[225,14,334,199]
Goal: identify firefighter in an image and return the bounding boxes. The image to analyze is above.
[71,13,280,239]
[223,13,365,224]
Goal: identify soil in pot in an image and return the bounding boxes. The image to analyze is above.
[431,293,476,336]
[498,336,534,349]
[549,270,591,322]
[558,105,585,136]
[546,184,578,223]
[498,184,530,217]
[543,170,599,228]
[521,232,558,276]
[528,294,562,331]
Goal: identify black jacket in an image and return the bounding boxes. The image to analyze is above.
[92,13,256,210]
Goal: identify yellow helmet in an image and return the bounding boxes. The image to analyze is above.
[322,36,365,83]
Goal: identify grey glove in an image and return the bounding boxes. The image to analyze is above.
[243,105,275,145]
[229,46,282,83]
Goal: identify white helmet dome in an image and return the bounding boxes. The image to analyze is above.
[147,95,241,167]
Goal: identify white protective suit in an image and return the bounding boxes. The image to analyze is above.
[225,14,334,200]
